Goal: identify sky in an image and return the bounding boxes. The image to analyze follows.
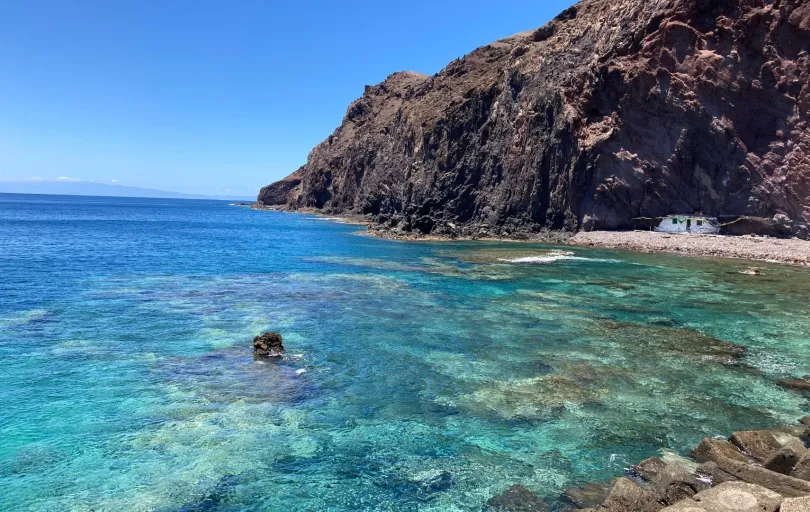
[0,0,573,197]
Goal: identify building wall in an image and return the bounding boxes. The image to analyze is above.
[656,217,720,234]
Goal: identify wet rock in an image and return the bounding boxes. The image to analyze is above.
[781,496,810,512]
[691,439,748,464]
[800,417,810,427]
[777,378,810,392]
[661,481,782,512]
[561,481,612,509]
[253,331,284,358]
[600,478,663,512]
[484,484,548,512]
[729,430,781,461]
[695,462,738,486]
[631,457,707,505]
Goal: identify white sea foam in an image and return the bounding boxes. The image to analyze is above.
[499,251,622,264]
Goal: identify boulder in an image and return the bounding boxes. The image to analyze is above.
[691,439,748,464]
[253,331,284,358]
[781,496,810,512]
[800,417,810,427]
[790,452,810,481]
[729,431,781,461]
[599,478,663,512]
[763,438,808,475]
[712,453,810,497]
[661,482,782,512]
[561,481,612,509]
[485,484,548,512]
[695,462,738,486]
[631,457,707,505]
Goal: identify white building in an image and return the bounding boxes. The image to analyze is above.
[656,215,720,234]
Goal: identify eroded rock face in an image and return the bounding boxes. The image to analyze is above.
[253,331,284,358]
[258,0,810,239]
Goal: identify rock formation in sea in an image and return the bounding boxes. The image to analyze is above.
[485,417,810,511]
[253,331,284,358]
[257,0,810,239]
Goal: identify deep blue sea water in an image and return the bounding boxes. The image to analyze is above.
[1,193,809,511]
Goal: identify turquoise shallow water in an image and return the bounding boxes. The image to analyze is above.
[1,193,809,511]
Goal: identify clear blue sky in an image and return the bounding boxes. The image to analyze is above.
[0,0,573,197]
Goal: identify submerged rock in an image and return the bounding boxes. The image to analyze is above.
[485,484,548,512]
[253,331,284,358]
[777,377,810,392]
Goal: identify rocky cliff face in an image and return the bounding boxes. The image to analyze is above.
[258,0,810,238]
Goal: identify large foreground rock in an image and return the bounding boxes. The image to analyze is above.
[781,496,810,512]
[258,0,810,239]
[661,481,782,512]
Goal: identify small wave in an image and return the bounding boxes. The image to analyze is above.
[499,251,622,264]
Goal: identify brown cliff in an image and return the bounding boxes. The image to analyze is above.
[257,0,810,238]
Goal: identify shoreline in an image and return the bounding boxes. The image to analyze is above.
[248,205,810,267]
[488,416,810,511]
[570,230,810,268]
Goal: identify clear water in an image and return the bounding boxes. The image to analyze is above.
[1,193,809,511]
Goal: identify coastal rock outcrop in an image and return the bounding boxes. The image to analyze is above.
[253,331,284,358]
[489,418,810,511]
[258,0,810,239]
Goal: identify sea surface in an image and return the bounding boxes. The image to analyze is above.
[1,193,809,511]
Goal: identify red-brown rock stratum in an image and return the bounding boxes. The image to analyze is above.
[257,0,810,239]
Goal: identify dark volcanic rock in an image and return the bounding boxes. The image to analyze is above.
[253,331,284,358]
[258,0,810,239]
[485,484,548,512]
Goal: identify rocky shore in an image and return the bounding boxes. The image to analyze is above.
[486,417,810,511]
[570,231,810,267]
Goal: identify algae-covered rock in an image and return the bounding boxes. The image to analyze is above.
[485,484,548,512]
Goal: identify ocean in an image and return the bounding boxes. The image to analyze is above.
[1,193,808,511]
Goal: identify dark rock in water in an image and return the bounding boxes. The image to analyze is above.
[599,478,662,512]
[256,0,810,240]
[730,430,782,461]
[485,484,548,512]
[414,470,453,494]
[561,481,612,509]
[778,378,810,392]
[253,331,284,358]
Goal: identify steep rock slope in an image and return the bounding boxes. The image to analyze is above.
[258,0,810,238]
